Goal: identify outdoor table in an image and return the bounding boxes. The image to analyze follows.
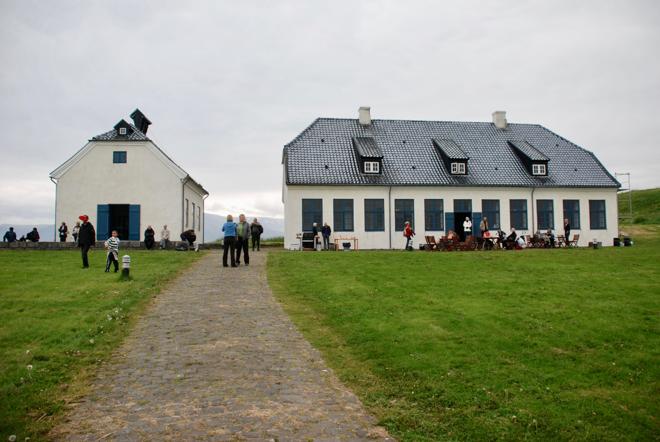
[334,237,359,251]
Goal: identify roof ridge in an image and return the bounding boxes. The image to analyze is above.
[314,117,541,125]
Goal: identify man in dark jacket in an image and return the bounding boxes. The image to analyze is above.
[250,218,263,251]
[26,228,40,242]
[3,227,17,243]
[77,215,96,268]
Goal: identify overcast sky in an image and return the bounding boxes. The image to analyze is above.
[1,1,658,225]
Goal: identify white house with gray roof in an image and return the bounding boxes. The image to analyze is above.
[282,107,620,249]
[50,109,208,243]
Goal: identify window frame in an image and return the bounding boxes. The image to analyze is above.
[451,162,466,174]
[532,163,547,176]
[364,199,385,232]
[509,199,528,230]
[112,151,127,164]
[536,199,554,230]
[364,161,380,174]
[394,199,415,231]
[302,198,322,232]
[424,199,444,231]
[481,199,500,230]
[118,127,127,135]
[333,199,354,232]
[562,199,581,229]
[589,200,607,230]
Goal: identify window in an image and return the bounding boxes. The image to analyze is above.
[394,199,414,231]
[302,199,322,232]
[118,127,127,135]
[481,199,500,230]
[451,162,466,174]
[424,199,444,231]
[510,199,528,230]
[333,199,354,231]
[563,200,580,229]
[589,200,607,230]
[532,163,547,175]
[364,161,380,173]
[453,199,472,213]
[185,198,189,227]
[364,199,385,231]
[112,151,127,163]
[537,199,554,230]
[192,202,196,230]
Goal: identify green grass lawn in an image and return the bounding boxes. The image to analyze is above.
[268,236,660,441]
[619,187,660,224]
[0,249,203,440]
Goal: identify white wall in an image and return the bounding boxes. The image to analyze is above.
[183,180,205,243]
[55,141,193,241]
[284,185,619,249]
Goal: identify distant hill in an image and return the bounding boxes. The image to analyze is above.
[618,188,660,224]
[204,213,283,242]
[0,224,55,241]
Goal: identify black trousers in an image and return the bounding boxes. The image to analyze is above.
[236,237,249,265]
[223,237,236,267]
[80,244,91,268]
[251,234,261,251]
[106,252,119,272]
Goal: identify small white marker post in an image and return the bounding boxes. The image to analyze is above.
[122,255,131,279]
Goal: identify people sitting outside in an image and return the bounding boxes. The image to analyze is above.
[446,230,458,240]
[403,221,415,250]
[516,235,526,249]
[180,229,197,250]
[250,218,263,251]
[160,225,171,249]
[545,228,556,248]
[144,225,155,250]
[321,222,332,250]
[504,228,517,249]
[58,222,68,242]
[3,227,17,243]
[72,222,80,245]
[26,227,40,242]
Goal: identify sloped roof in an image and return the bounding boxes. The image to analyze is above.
[508,140,549,161]
[283,118,619,188]
[352,137,383,158]
[433,138,469,160]
[91,122,150,141]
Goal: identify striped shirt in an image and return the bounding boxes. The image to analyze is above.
[105,237,120,254]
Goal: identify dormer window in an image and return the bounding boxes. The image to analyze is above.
[364,161,380,173]
[532,163,546,176]
[118,127,127,135]
[451,162,466,174]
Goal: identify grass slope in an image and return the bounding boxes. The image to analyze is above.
[268,240,660,441]
[618,188,660,224]
[0,249,202,440]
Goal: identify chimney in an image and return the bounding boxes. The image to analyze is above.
[492,110,507,129]
[130,108,152,134]
[358,106,372,126]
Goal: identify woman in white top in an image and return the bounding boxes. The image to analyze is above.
[463,216,472,239]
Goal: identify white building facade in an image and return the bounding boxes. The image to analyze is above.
[282,108,620,249]
[50,110,208,242]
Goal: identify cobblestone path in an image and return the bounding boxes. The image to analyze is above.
[53,251,391,441]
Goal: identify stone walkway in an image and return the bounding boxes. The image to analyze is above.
[53,251,392,441]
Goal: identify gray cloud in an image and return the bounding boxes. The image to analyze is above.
[1,1,658,225]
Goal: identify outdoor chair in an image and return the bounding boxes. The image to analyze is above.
[556,235,566,247]
[424,235,438,251]
[567,234,580,247]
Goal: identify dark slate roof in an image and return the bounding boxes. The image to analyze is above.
[91,122,150,141]
[509,140,549,161]
[433,138,469,160]
[283,118,619,188]
[352,137,383,158]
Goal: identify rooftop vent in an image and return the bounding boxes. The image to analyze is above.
[358,106,372,126]
[492,110,507,129]
[130,108,152,134]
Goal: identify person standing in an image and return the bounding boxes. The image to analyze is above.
[222,215,237,267]
[250,218,263,251]
[144,225,155,250]
[3,227,17,243]
[104,230,120,273]
[564,218,571,244]
[58,222,69,242]
[78,215,96,269]
[403,221,415,250]
[235,214,250,265]
[312,222,320,250]
[463,216,472,240]
[321,222,332,250]
[160,225,171,249]
[72,222,80,245]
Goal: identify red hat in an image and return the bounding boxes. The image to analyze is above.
[79,215,89,222]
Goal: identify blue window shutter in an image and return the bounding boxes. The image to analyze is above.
[129,205,140,240]
[445,212,454,235]
[97,204,109,241]
[472,212,482,237]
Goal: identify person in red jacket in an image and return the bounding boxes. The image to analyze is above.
[403,221,415,250]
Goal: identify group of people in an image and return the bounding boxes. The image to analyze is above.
[3,227,42,243]
[57,221,81,243]
[310,222,333,250]
[221,215,264,267]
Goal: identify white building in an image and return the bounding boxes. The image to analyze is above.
[282,107,620,249]
[50,109,208,242]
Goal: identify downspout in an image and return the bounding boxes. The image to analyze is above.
[388,185,392,249]
[202,193,208,244]
[181,177,189,235]
[531,187,536,233]
[50,177,58,241]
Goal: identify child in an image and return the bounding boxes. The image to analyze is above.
[104,230,120,273]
